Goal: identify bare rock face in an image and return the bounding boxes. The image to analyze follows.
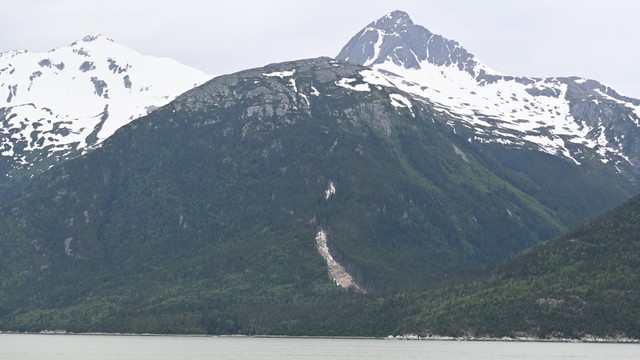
[337,10,480,75]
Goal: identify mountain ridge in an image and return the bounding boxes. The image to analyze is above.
[0,33,210,197]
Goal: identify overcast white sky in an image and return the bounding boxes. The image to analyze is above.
[3,0,639,98]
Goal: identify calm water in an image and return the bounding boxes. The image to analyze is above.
[1,334,639,359]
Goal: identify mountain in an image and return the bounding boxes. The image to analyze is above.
[1,13,640,336]
[337,11,640,225]
[0,34,210,198]
[0,57,575,332]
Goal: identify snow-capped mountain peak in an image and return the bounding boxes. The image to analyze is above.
[337,11,640,170]
[1,34,211,182]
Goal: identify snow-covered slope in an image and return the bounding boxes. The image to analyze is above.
[0,34,210,183]
[337,11,640,169]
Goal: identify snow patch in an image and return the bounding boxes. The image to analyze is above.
[360,69,393,87]
[325,181,336,200]
[452,145,469,163]
[288,77,298,93]
[523,135,580,165]
[262,69,295,78]
[299,92,310,107]
[389,93,414,116]
[366,58,613,164]
[364,28,385,67]
[336,77,370,92]
[594,88,640,120]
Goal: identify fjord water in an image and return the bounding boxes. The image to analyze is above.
[2,334,639,359]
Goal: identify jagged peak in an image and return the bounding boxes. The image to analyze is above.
[337,11,494,77]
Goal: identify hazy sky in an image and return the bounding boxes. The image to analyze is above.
[3,0,639,98]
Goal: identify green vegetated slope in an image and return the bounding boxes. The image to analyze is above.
[474,143,640,228]
[0,57,636,335]
[219,195,640,339]
[398,194,640,339]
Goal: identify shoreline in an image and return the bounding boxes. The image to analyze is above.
[1,331,638,344]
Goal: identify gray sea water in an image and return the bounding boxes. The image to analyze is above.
[1,334,639,359]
